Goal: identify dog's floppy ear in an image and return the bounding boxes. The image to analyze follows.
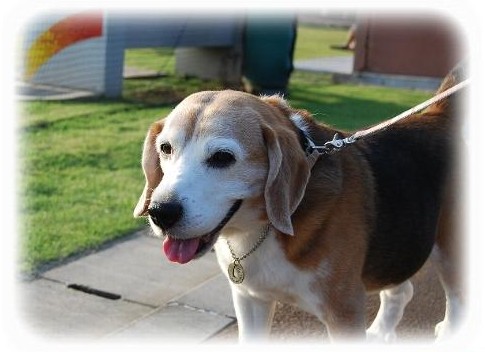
[262,123,311,235]
[133,120,164,217]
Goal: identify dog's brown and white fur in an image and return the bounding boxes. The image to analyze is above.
[134,69,464,342]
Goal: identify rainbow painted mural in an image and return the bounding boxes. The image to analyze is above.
[25,11,103,80]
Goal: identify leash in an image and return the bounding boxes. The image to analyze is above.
[303,78,470,157]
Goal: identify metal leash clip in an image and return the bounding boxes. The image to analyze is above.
[301,128,358,157]
[315,133,357,155]
[301,78,469,158]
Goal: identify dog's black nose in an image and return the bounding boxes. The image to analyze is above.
[148,201,183,230]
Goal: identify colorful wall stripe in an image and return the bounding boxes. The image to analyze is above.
[25,11,103,80]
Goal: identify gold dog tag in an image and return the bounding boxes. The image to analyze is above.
[228,260,245,284]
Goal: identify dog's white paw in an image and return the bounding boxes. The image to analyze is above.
[366,328,397,343]
[435,320,451,340]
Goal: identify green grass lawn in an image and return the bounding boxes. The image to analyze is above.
[294,25,352,60]
[18,102,167,272]
[18,25,432,274]
[288,72,431,130]
[124,48,176,74]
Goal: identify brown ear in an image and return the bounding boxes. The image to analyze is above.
[133,120,164,217]
[262,123,311,235]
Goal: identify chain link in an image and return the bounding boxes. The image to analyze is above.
[226,224,271,262]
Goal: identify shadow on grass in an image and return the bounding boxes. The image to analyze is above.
[21,75,431,134]
[122,75,235,106]
[289,83,431,131]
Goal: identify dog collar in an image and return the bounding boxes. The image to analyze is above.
[225,224,271,284]
[297,127,356,168]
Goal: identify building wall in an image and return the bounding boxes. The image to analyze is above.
[353,15,464,78]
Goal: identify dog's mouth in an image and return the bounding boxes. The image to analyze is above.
[162,200,242,264]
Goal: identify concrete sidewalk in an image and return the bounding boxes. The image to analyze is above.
[293,55,441,91]
[19,227,446,343]
[294,55,353,75]
[20,229,236,342]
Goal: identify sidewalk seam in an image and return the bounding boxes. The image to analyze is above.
[166,301,235,320]
[165,271,225,303]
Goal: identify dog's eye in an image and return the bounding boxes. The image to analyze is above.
[160,142,172,155]
[207,150,236,168]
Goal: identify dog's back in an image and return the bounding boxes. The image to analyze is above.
[361,68,463,289]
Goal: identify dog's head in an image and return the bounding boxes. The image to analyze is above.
[134,90,311,263]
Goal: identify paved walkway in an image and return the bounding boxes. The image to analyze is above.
[20,229,236,342]
[294,55,441,91]
[294,55,353,75]
[19,227,446,343]
[16,81,98,101]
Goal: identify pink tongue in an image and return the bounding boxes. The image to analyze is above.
[163,237,200,264]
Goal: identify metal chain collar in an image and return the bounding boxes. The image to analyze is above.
[226,224,271,262]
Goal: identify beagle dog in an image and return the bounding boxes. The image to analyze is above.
[134,69,464,342]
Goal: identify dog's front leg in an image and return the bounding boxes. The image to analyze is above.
[231,288,276,342]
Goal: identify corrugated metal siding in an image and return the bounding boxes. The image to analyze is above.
[118,15,241,48]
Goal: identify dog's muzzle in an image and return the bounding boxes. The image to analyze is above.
[157,200,242,264]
